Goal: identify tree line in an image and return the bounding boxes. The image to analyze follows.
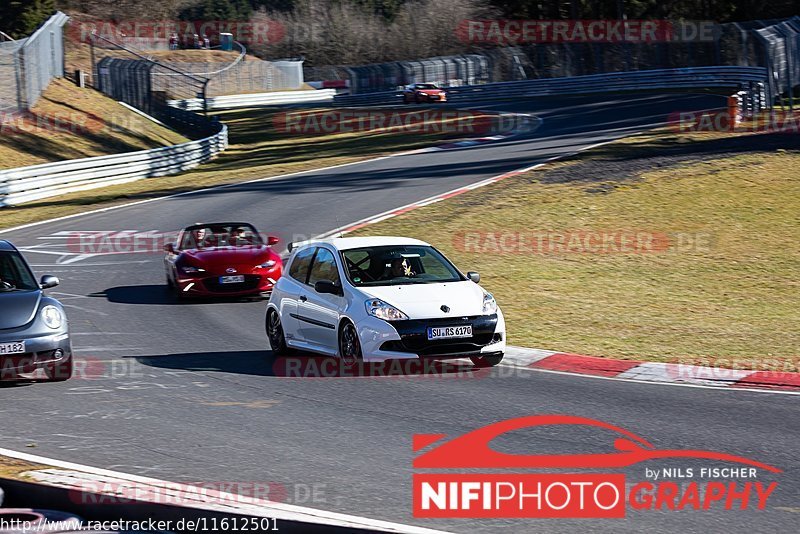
[1,0,796,63]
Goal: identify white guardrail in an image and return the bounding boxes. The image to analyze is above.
[169,89,337,111]
[0,123,228,207]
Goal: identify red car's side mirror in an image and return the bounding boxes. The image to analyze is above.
[267,236,279,246]
[164,243,175,253]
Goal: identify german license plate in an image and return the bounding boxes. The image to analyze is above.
[427,325,472,340]
[220,275,245,284]
[0,341,25,355]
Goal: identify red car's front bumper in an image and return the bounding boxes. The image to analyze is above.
[418,92,446,102]
[176,268,281,297]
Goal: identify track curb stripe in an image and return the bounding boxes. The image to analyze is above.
[502,347,800,392]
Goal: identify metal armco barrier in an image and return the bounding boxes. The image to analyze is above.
[0,122,228,207]
[333,67,769,111]
[169,89,337,111]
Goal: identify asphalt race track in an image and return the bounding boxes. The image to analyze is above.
[1,94,797,533]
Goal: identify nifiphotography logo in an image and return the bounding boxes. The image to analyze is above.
[412,415,780,518]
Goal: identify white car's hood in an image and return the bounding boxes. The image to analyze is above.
[361,281,487,318]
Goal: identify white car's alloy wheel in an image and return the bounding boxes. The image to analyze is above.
[338,322,362,367]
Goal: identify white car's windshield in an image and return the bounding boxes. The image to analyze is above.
[341,245,464,286]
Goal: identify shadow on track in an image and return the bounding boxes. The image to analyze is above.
[89,285,266,305]
[133,350,484,379]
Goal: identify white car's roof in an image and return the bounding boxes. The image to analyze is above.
[295,236,431,251]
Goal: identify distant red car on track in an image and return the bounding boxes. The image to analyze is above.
[164,222,282,298]
[403,83,448,104]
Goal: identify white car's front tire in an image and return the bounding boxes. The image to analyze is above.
[267,308,290,356]
[470,353,504,367]
[338,320,363,367]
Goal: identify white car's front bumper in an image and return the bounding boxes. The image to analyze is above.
[354,308,506,362]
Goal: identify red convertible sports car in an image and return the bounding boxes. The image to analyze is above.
[402,83,448,104]
[164,222,282,298]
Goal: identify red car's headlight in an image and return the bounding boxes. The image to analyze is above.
[256,260,277,269]
[179,265,205,274]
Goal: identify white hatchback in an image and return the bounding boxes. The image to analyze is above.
[265,236,505,367]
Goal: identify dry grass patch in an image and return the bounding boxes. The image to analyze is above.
[0,79,187,169]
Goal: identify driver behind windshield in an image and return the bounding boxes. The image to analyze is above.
[191,228,208,248]
[0,275,15,290]
[228,227,253,246]
[384,254,415,279]
[0,252,39,291]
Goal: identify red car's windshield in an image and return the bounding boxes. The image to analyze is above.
[179,224,263,249]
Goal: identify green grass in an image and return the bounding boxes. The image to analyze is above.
[351,130,800,370]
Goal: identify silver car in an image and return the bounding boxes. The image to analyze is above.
[0,240,72,381]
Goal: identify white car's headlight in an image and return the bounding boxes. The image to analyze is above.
[366,299,409,321]
[482,291,497,315]
[41,305,64,329]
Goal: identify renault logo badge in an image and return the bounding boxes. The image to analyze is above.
[440,305,450,313]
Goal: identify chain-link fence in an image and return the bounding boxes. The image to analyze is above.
[327,17,800,104]
[94,51,215,137]
[0,12,69,114]
[752,17,800,107]
[0,40,23,114]
[308,54,490,94]
[92,35,304,111]
[157,58,304,96]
